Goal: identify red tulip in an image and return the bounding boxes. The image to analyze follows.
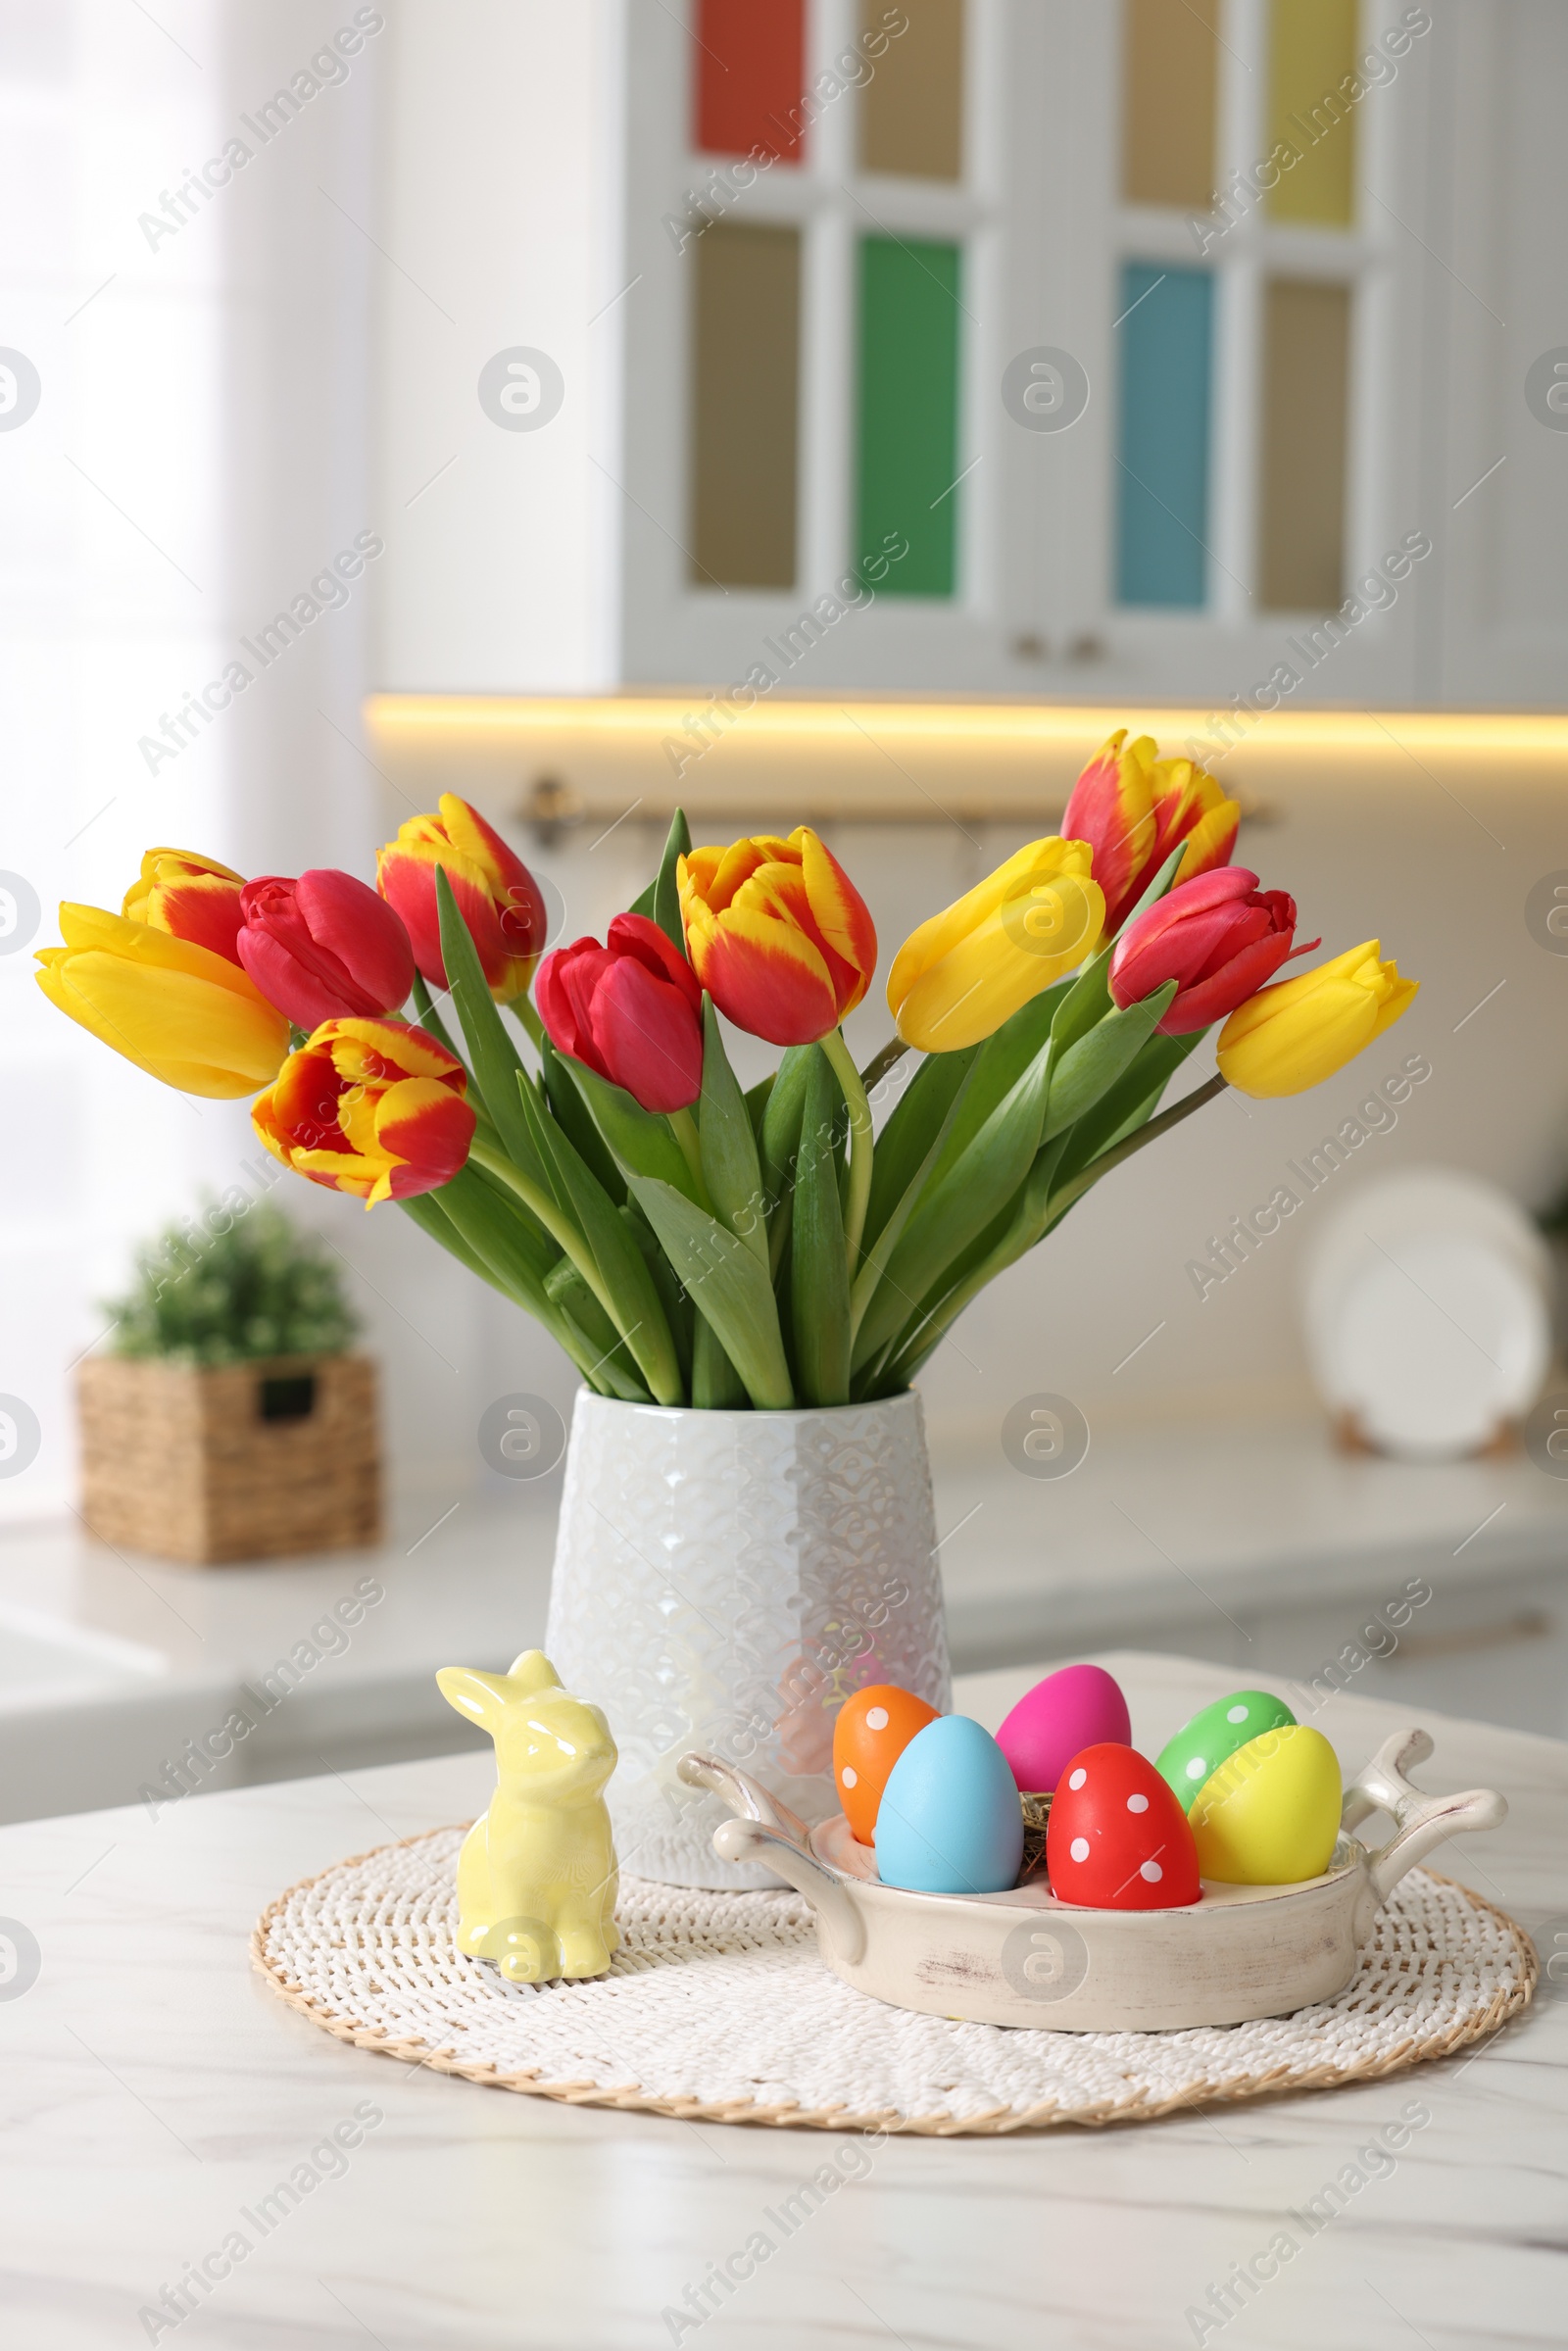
[1108,868,1318,1037]
[235,870,415,1029]
[375,794,546,1004]
[252,1018,474,1205]
[536,913,704,1114]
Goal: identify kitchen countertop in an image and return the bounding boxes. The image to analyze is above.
[4,1413,1567,1823]
[2,1650,1563,2349]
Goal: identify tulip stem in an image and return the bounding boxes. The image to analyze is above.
[821,1028,873,1272]
[875,1072,1231,1392]
[467,1135,634,1350]
[666,1106,710,1204]
[510,995,547,1054]
[858,1036,908,1095]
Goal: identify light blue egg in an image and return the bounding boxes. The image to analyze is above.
[873,1715,1024,1895]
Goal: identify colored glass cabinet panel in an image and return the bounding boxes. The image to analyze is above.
[857,237,963,598]
[1259,278,1350,610]
[1267,0,1359,225]
[695,0,808,165]
[691,223,802,589]
[1115,263,1214,609]
[1121,0,1221,210]
[859,0,966,182]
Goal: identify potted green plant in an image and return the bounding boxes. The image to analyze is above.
[78,1198,377,1565]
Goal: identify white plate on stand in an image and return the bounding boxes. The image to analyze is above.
[1303,1167,1551,1459]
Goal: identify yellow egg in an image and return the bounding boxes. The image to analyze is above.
[1188,1724,1343,1885]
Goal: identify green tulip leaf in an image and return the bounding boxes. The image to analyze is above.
[410,1166,620,1389]
[1054,1028,1204,1183]
[692,1315,749,1408]
[627,1177,795,1411]
[434,868,548,1185]
[540,1035,626,1205]
[699,997,768,1266]
[791,1046,851,1405]
[653,807,692,954]
[543,1257,651,1400]
[410,970,465,1067]
[562,1055,697,1199]
[619,1199,694,1388]
[921,978,1071,1197]
[398,1188,497,1293]
[1042,982,1178,1142]
[744,1071,775,1144]
[852,1037,1055,1374]
[859,1043,977,1257]
[760,1044,814,1271]
[515,1076,684,1404]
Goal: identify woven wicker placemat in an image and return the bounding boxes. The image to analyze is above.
[251,1825,1537,2135]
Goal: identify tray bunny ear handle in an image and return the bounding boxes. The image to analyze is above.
[678,1753,867,1966]
[1342,1727,1508,1943]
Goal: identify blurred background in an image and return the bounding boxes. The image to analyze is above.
[4,0,1568,1821]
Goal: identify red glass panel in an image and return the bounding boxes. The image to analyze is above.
[695,0,808,166]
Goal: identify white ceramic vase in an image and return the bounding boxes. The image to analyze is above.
[544,1390,951,1889]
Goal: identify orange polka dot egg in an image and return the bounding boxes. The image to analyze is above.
[832,1684,940,1844]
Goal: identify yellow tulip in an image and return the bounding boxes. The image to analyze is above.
[1216,941,1418,1098]
[887,838,1105,1053]
[35,904,290,1099]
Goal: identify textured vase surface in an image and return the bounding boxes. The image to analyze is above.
[544,1391,951,1889]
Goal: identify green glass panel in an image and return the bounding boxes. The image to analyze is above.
[1267,0,1358,225]
[856,236,962,598]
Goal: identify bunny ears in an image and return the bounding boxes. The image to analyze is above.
[436,1648,563,1730]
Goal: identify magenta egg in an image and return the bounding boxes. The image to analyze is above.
[995,1663,1132,1793]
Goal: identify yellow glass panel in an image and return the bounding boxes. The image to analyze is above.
[1259,278,1350,611]
[859,0,965,182]
[1267,0,1359,225]
[1121,0,1220,210]
[690,224,800,590]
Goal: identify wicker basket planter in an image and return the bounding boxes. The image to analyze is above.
[77,1353,381,1566]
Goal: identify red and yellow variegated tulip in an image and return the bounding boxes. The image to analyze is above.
[887,838,1104,1053]
[1061,733,1240,935]
[677,827,875,1048]
[35,904,289,1098]
[122,848,247,965]
[252,1018,475,1204]
[1217,942,1419,1098]
[375,795,546,1004]
[1109,868,1317,1037]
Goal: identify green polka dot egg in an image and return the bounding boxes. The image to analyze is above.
[1156,1690,1298,1810]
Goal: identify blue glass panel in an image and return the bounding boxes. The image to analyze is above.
[1115,264,1214,609]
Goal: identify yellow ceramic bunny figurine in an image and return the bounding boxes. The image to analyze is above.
[435,1649,619,1984]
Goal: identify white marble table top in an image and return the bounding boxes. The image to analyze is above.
[3,1651,1564,2350]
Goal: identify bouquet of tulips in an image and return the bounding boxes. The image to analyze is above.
[38,732,1417,1410]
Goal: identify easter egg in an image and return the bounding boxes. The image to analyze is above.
[996,1663,1131,1793]
[1156,1690,1297,1809]
[874,1715,1024,1895]
[1188,1724,1343,1885]
[832,1683,940,1843]
[1045,1742,1200,1910]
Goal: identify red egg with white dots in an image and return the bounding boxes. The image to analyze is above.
[832,1684,940,1844]
[1045,1742,1201,1910]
